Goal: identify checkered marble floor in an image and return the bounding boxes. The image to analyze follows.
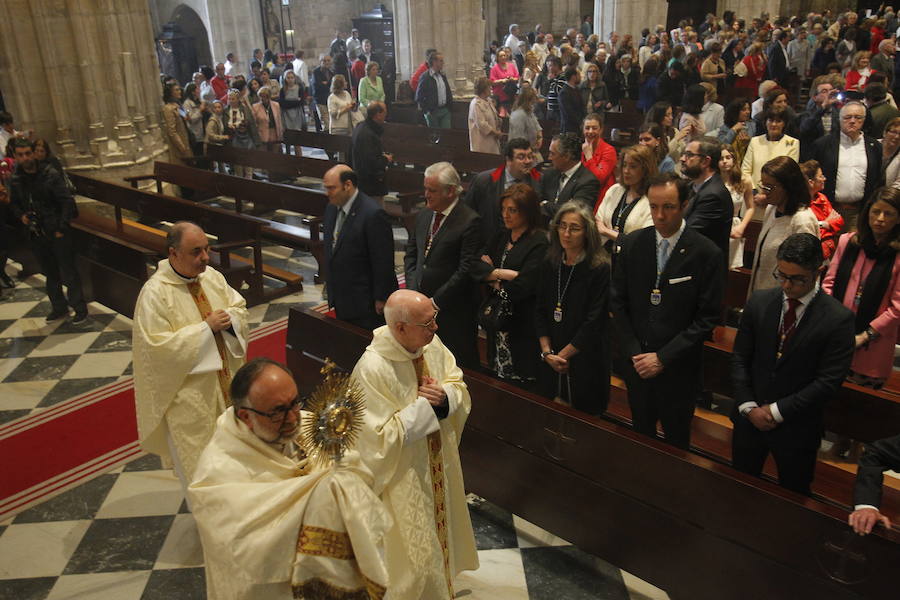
[0,452,669,600]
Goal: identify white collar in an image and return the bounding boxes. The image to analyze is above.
[340,189,359,215]
[840,131,864,145]
[782,281,820,308]
[561,162,581,180]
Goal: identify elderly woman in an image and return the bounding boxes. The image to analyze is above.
[535,201,611,414]
[182,82,207,156]
[358,61,385,108]
[490,48,520,116]
[609,54,639,106]
[824,188,900,389]
[747,156,820,294]
[741,109,800,191]
[472,184,548,386]
[699,82,725,133]
[162,82,192,163]
[251,87,283,152]
[327,74,357,136]
[734,42,767,96]
[468,76,503,154]
[580,62,609,113]
[595,144,657,263]
[224,88,259,178]
[846,51,877,91]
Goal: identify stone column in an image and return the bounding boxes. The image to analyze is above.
[394,0,485,96]
[0,0,168,178]
[206,0,266,76]
[552,0,581,36]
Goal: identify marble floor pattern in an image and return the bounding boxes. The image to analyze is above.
[0,451,670,600]
[0,190,668,599]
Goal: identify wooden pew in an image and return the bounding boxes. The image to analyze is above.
[202,145,425,234]
[123,161,327,283]
[68,173,299,309]
[285,306,900,600]
[283,129,498,179]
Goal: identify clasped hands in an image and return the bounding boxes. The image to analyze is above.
[632,352,663,379]
[746,405,777,431]
[205,309,232,333]
[418,376,447,408]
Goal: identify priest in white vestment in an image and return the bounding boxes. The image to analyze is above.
[352,289,479,599]
[133,222,249,488]
[189,358,390,600]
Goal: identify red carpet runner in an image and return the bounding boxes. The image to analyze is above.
[0,318,288,522]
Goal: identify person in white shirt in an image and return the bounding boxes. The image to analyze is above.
[504,24,523,57]
[751,80,778,118]
[223,52,237,77]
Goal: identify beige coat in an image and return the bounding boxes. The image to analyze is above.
[162,102,192,160]
[467,96,501,154]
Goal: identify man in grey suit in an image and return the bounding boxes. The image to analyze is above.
[538,132,600,219]
[404,162,483,368]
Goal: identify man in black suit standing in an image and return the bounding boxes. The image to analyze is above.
[811,101,882,232]
[731,233,855,495]
[849,433,900,535]
[464,138,541,242]
[322,165,398,330]
[558,67,584,134]
[348,101,394,203]
[611,173,724,449]
[766,30,792,85]
[679,137,734,263]
[539,133,600,219]
[404,162,483,367]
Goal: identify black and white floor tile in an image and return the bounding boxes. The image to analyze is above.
[0,452,669,600]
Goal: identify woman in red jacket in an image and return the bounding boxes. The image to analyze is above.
[580,113,617,214]
[800,159,844,259]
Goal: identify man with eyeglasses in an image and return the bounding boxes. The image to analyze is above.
[679,137,733,264]
[133,221,249,492]
[811,100,882,232]
[732,233,854,495]
[189,358,390,599]
[352,289,478,599]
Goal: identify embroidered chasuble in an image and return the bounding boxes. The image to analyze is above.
[352,327,478,600]
[133,259,248,481]
[189,409,390,600]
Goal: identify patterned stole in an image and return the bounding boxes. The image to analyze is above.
[412,354,453,599]
[187,280,232,407]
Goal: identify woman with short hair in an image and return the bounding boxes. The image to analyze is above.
[327,75,356,136]
[468,76,503,154]
[357,61,385,108]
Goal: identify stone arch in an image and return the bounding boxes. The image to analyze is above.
[171,4,213,70]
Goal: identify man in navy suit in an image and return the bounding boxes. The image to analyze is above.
[611,173,724,449]
[322,165,398,330]
[731,233,854,495]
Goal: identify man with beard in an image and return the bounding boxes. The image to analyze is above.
[679,137,734,264]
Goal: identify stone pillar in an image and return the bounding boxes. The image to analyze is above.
[552,0,581,36]
[206,0,265,77]
[0,0,168,178]
[394,0,485,96]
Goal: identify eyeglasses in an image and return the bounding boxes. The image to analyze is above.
[240,397,302,422]
[681,151,707,159]
[414,311,439,329]
[557,224,584,233]
[772,269,810,286]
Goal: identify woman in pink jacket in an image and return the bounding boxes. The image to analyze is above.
[823,187,900,389]
[251,87,284,152]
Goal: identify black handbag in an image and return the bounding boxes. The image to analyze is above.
[502,79,519,98]
[478,288,512,331]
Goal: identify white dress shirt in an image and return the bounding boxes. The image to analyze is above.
[835,132,869,204]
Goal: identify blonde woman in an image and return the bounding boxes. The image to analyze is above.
[327,74,356,135]
[358,61,385,108]
[719,144,755,269]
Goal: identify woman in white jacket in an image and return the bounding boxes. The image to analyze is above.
[595,144,657,263]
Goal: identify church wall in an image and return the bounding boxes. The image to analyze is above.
[717,0,782,22]
[614,0,668,40]
[495,1,553,42]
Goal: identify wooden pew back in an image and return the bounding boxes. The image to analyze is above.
[286,307,900,600]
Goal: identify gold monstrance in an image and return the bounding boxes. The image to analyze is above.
[300,359,366,466]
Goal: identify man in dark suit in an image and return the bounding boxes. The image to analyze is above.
[539,133,600,219]
[322,165,398,330]
[348,101,394,202]
[731,233,855,495]
[558,67,584,134]
[611,173,724,449]
[849,433,900,535]
[811,101,883,232]
[464,138,541,242]
[404,162,483,367]
[798,78,841,160]
[766,30,791,84]
[679,137,733,262]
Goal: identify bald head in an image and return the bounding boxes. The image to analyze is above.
[167,221,209,277]
[167,221,205,252]
[384,290,438,352]
[322,165,357,206]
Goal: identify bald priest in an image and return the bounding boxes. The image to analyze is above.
[189,358,391,599]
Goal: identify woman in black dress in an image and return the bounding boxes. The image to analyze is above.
[535,201,611,414]
[472,183,549,387]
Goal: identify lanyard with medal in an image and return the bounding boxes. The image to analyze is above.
[554,258,576,322]
[776,309,798,360]
[651,240,666,306]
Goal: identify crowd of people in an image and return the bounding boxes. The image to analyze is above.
[1,12,899,593]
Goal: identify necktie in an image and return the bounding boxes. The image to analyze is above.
[657,238,670,274]
[556,174,568,201]
[782,298,800,338]
[431,212,445,237]
[333,208,346,248]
